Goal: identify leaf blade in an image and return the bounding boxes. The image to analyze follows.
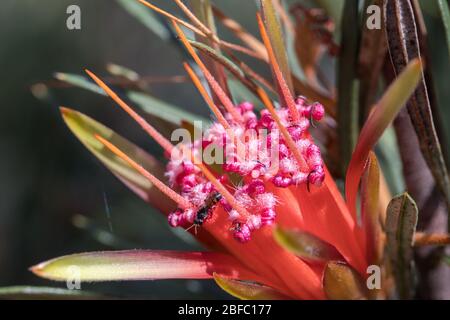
[0,286,104,300]
[116,0,170,40]
[31,250,251,282]
[385,192,418,299]
[345,58,422,219]
[60,107,173,213]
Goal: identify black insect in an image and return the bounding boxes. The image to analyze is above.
[194,192,222,226]
[186,192,222,233]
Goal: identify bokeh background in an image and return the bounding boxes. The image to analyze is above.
[0,0,449,299]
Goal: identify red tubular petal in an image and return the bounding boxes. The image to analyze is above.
[203,205,324,299]
[290,166,367,275]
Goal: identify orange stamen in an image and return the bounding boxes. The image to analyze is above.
[139,0,262,60]
[172,21,244,124]
[183,63,231,130]
[256,87,308,171]
[95,134,191,209]
[85,69,174,154]
[138,0,206,36]
[173,0,212,36]
[256,13,300,123]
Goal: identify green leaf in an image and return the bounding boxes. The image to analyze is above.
[107,63,139,81]
[273,226,343,263]
[260,0,293,91]
[323,261,368,300]
[116,0,170,40]
[60,107,174,213]
[358,0,387,120]
[375,127,405,195]
[188,39,273,102]
[345,58,422,219]
[30,250,247,282]
[127,90,210,127]
[213,274,289,300]
[337,0,361,176]
[55,72,106,96]
[385,192,418,299]
[437,0,450,61]
[55,72,207,131]
[228,79,260,106]
[0,286,103,300]
[188,40,245,79]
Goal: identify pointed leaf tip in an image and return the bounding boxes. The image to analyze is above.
[345,58,423,219]
[30,250,252,282]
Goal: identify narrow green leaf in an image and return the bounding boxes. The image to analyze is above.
[116,0,170,40]
[323,261,368,300]
[385,192,418,299]
[260,0,293,91]
[54,72,106,96]
[107,63,139,81]
[228,79,260,106]
[375,127,405,195]
[127,91,209,127]
[0,286,103,300]
[55,72,207,130]
[60,107,173,213]
[437,0,450,60]
[188,40,274,102]
[188,40,245,79]
[213,274,289,300]
[337,0,361,176]
[273,226,343,263]
[358,0,387,120]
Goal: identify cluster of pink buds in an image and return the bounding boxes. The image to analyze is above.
[165,97,325,242]
[225,179,277,242]
[225,98,326,189]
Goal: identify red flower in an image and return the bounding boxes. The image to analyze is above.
[31,1,422,300]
